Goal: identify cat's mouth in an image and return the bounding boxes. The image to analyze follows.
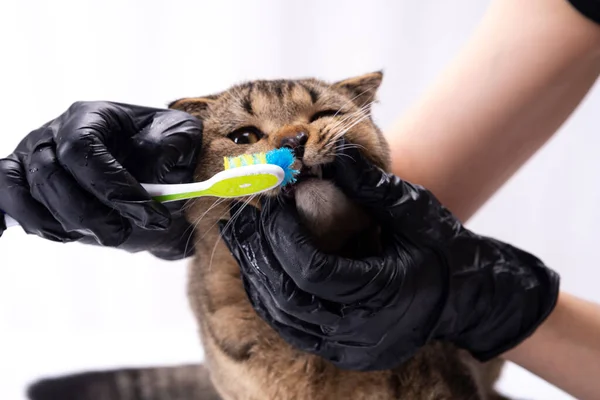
[296,165,323,182]
[281,165,323,197]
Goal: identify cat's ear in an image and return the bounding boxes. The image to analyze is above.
[168,94,219,117]
[332,71,383,108]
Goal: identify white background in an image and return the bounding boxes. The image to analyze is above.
[1,1,598,399]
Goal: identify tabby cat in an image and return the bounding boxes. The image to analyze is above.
[27,72,507,400]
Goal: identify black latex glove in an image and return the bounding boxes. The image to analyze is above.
[0,101,203,260]
[220,142,560,371]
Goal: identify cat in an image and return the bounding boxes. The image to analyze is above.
[27,72,507,400]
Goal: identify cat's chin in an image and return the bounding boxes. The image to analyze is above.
[293,178,348,228]
[293,178,371,253]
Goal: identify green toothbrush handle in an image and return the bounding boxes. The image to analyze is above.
[2,164,284,229]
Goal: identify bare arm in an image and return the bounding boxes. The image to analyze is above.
[504,292,600,400]
[386,0,600,396]
[386,0,600,222]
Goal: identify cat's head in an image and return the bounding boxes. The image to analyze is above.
[170,72,390,251]
[170,71,389,179]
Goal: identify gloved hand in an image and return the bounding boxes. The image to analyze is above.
[220,142,560,371]
[0,101,203,260]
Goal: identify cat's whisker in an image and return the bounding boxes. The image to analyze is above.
[315,109,372,165]
[328,105,372,138]
[328,104,371,133]
[197,197,229,226]
[328,109,363,131]
[209,195,257,271]
[318,102,372,147]
[217,194,257,237]
[201,199,248,271]
[207,236,221,272]
[337,143,368,152]
[323,116,370,155]
[195,202,234,245]
[332,141,367,151]
[337,101,373,127]
[330,110,372,142]
[179,201,206,252]
[183,197,229,257]
[263,195,282,223]
[181,196,202,212]
[184,198,220,234]
[333,152,357,163]
[329,84,380,121]
[324,100,370,130]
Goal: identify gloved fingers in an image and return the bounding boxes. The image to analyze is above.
[219,200,288,290]
[151,110,204,167]
[223,207,392,342]
[219,201,343,325]
[240,270,339,337]
[221,197,399,304]
[26,141,133,246]
[52,107,171,230]
[244,269,385,368]
[258,198,403,304]
[247,286,326,355]
[124,109,204,185]
[322,139,426,220]
[119,211,196,259]
[249,268,388,342]
[221,199,413,329]
[218,201,260,248]
[0,156,82,242]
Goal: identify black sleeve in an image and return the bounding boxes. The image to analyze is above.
[568,0,600,24]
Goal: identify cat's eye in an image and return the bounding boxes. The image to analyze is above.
[309,109,342,123]
[227,127,263,145]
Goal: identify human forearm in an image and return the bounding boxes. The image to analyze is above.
[504,292,600,400]
[386,0,600,222]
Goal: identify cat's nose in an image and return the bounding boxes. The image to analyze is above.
[279,131,308,159]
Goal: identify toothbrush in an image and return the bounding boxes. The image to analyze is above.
[2,148,298,230]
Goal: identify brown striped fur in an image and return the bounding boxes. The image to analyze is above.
[27,364,220,400]
[181,72,508,400]
[27,72,508,400]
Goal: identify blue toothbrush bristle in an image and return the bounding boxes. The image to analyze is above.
[224,148,299,186]
[265,148,299,186]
